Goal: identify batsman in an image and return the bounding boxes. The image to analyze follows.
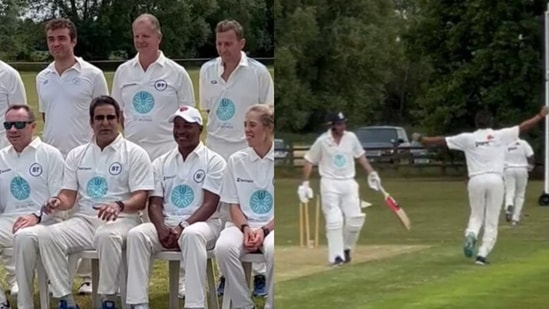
[298,112,381,266]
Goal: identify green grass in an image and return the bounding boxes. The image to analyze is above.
[275,178,549,308]
[14,69,272,308]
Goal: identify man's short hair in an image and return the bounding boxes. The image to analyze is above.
[133,13,162,36]
[89,96,122,120]
[475,110,494,129]
[216,19,244,39]
[45,18,77,41]
[5,105,36,122]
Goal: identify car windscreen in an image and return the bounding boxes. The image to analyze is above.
[355,129,398,143]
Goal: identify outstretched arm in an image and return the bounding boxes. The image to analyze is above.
[412,133,448,147]
[518,106,549,134]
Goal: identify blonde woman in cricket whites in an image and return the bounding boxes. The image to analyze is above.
[299,111,382,266]
[125,106,226,309]
[215,104,274,309]
[0,105,63,309]
[35,96,154,309]
[413,107,548,265]
[0,61,27,149]
[503,138,535,225]
[200,19,273,297]
[36,18,110,292]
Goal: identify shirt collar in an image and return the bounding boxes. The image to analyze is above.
[216,51,249,76]
[92,133,124,151]
[46,57,83,74]
[249,142,274,162]
[8,137,42,155]
[174,142,205,161]
[132,51,166,68]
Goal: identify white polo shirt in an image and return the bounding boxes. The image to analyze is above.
[505,139,534,169]
[0,137,64,216]
[36,57,109,157]
[63,134,154,217]
[305,130,365,180]
[200,52,274,159]
[446,126,519,178]
[151,143,226,226]
[221,145,274,228]
[111,52,195,160]
[0,61,27,149]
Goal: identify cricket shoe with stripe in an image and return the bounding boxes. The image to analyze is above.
[101,300,117,309]
[58,300,80,309]
[505,205,513,222]
[253,275,267,297]
[463,232,476,258]
[331,256,345,267]
[475,256,489,265]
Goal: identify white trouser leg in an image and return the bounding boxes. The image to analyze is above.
[465,176,487,238]
[94,216,141,295]
[215,225,255,309]
[320,178,344,263]
[37,216,99,298]
[503,169,516,209]
[477,174,504,258]
[251,263,266,276]
[263,232,274,309]
[13,217,62,309]
[125,223,164,305]
[0,216,17,303]
[216,203,231,279]
[512,168,528,222]
[181,219,222,308]
[340,180,365,251]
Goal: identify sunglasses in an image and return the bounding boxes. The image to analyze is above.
[94,115,117,121]
[3,121,32,130]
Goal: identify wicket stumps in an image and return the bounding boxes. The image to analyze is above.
[299,197,320,248]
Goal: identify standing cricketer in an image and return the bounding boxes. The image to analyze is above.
[0,61,27,149]
[503,138,535,225]
[413,107,548,265]
[298,112,382,266]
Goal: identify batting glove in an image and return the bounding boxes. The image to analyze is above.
[367,171,381,191]
[297,181,314,203]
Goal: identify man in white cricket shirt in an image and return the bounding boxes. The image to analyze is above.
[35,96,154,309]
[126,106,225,309]
[503,138,535,225]
[111,13,195,161]
[36,19,109,291]
[0,61,27,149]
[298,112,381,266]
[215,104,274,309]
[200,19,273,297]
[413,107,548,265]
[0,105,64,309]
[111,13,195,296]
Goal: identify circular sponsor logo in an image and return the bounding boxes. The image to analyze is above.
[109,162,122,175]
[132,91,155,114]
[10,176,30,200]
[334,154,346,168]
[154,79,168,91]
[216,98,236,121]
[193,169,205,183]
[171,185,194,209]
[86,177,108,199]
[29,163,43,177]
[72,77,81,85]
[249,190,273,215]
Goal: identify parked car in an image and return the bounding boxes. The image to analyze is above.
[275,138,289,164]
[354,126,429,164]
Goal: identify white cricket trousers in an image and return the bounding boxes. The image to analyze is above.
[13,217,63,309]
[320,178,365,263]
[37,215,141,298]
[215,224,274,309]
[0,216,21,303]
[466,173,504,258]
[504,167,529,222]
[126,219,222,307]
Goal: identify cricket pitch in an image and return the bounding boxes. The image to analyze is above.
[275,244,431,283]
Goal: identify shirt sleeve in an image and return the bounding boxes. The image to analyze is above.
[177,67,196,107]
[220,155,239,205]
[62,148,79,191]
[151,156,164,198]
[350,133,366,158]
[258,66,274,106]
[47,147,65,196]
[8,70,27,105]
[445,133,469,151]
[37,74,45,113]
[92,71,109,97]
[198,64,210,111]
[128,145,155,192]
[498,126,520,145]
[111,68,123,111]
[304,137,323,164]
[523,140,534,157]
[203,153,227,196]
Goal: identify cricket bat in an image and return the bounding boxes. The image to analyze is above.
[378,185,411,230]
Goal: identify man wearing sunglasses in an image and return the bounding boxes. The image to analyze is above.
[29,96,153,309]
[0,61,27,150]
[0,105,65,309]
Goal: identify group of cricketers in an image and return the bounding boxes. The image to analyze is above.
[300,108,544,267]
[0,12,273,309]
